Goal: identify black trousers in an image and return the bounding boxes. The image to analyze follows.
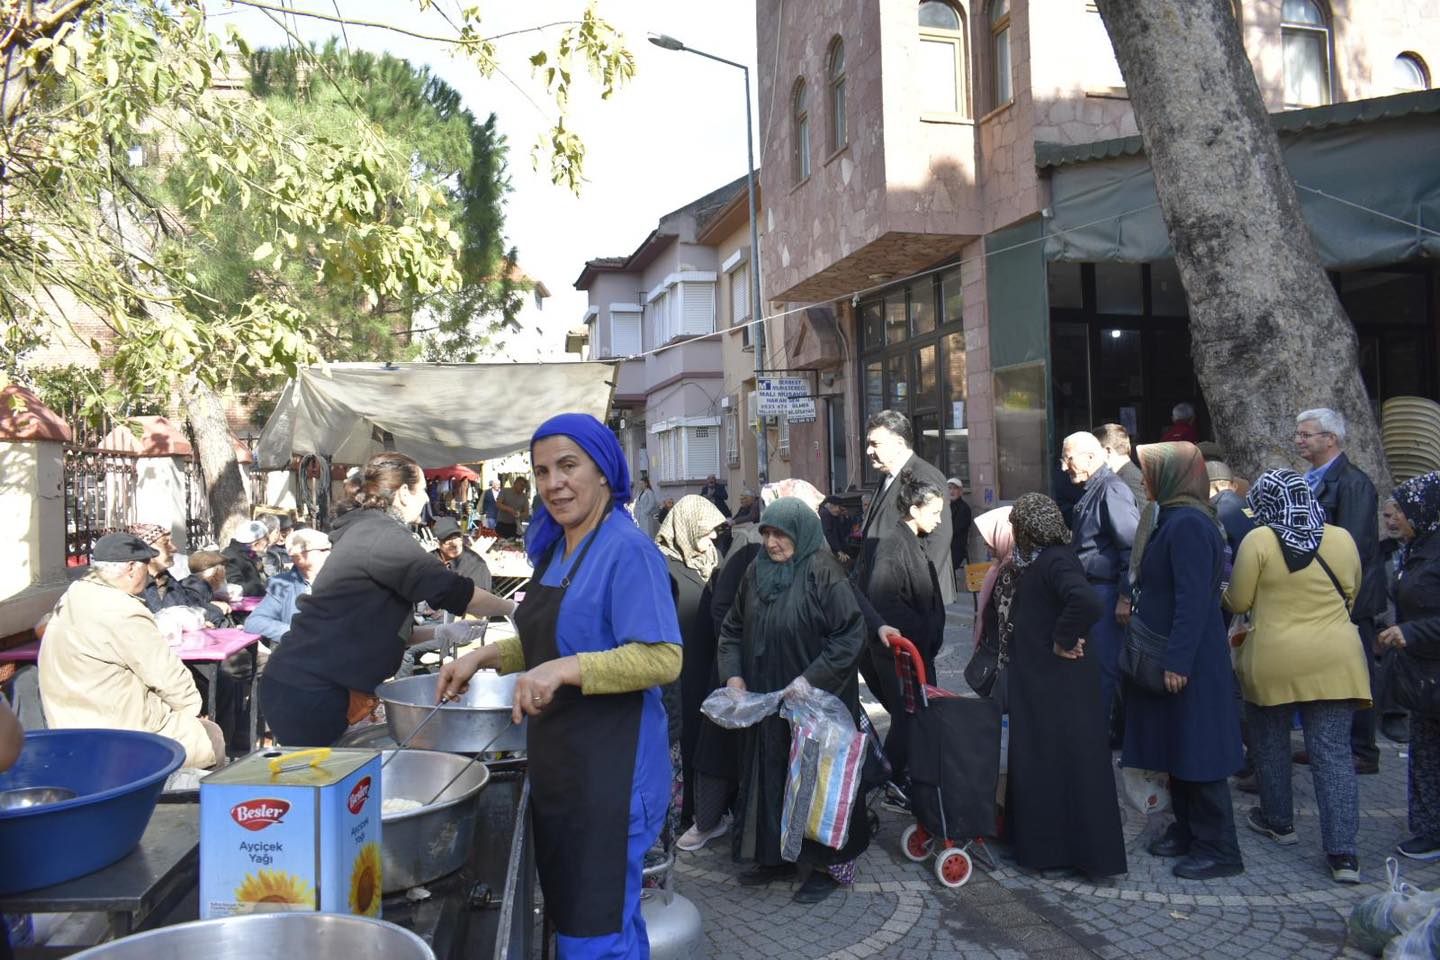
[1170,777,1242,865]
[1351,617,1380,763]
[258,672,350,747]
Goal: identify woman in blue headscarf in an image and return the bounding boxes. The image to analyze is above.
[439,413,682,960]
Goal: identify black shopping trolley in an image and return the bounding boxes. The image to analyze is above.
[885,634,1001,888]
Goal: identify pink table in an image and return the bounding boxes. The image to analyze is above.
[229,596,263,614]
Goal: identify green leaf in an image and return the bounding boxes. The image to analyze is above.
[252,242,275,262]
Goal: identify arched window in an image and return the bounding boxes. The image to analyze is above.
[827,38,847,152]
[918,1,968,117]
[989,0,1012,110]
[1393,53,1430,93]
[1281,0,1331,108]
[792,79,810,183]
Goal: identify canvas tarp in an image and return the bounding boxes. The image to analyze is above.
[255,361,619,469]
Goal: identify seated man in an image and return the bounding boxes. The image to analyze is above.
[397,518,491,678]
[38,533,222,768]
[258,515,290,578]
[247,529,332,650]
[131,523,231,627]
[222,520,269,597]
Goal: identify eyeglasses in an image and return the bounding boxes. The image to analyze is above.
[1293,430,1333,440]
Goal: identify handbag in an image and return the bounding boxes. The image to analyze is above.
[964,634,1002,698]
[1120,594,1169,695]
[1380,647,1440,717]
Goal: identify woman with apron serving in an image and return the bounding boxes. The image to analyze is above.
[439,414,682,960]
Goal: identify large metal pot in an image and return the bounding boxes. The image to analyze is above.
[379,673,526,754]
[379,748,489,893]
[67,914,434,960]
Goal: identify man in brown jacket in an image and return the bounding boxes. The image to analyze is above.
[39,533,222,768]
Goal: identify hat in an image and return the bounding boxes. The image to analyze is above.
[188,549,227,572]
[126,522,169,546]
[946,477,964,489]
[740,487,757,499]
[433,517,464,541]
[93,532,158,563]
[232,520,267,545]
[1206,461,1234,483]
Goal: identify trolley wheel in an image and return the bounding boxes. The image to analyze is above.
[935,847,973,888]
[900,824,931,863]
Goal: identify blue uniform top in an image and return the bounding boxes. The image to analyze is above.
[537,510,681,815]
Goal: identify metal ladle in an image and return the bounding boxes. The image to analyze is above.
[0,786,77,810]
[380,694,453,769]
[420,723,512,806]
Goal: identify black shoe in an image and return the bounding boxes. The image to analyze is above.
[1245,806,1298,845]
[1234,773,1259,794]
[1147,827,1189,859]
[1382,715,1411,744]
[738,863,796,886]
[1396,836,1440,861]
[792,871,839,904]
[1173,856,1244,880]
[1328,854,1360,884]
[1355,756,1380,775]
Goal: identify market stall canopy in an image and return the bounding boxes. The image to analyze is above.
[424,464,481,482]
[255,361,618,470]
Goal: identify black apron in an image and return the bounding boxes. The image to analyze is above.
[517,528,644,938]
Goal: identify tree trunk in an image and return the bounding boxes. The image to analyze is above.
[2,1,97,128]
[187,378,251,542]
[1094,0,1389,491]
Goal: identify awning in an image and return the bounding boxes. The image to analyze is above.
[255,361,618,470]
[424,464,481,482]
[1041,89,1440,269]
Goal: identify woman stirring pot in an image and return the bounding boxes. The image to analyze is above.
[439,414,682,960]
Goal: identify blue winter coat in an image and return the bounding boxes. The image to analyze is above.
[1121,506,1244,782]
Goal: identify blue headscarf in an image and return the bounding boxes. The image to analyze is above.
[523,413,633,564]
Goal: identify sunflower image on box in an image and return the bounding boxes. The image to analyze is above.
[200,748,382,918]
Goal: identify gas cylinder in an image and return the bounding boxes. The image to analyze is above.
[641,850,705,960]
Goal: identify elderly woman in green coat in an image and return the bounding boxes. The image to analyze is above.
[717,497,869,905]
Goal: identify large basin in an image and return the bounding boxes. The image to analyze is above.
[379,672,527,754]
[0,729,184,894]
[379,748,490,893]
[68,913,434,960]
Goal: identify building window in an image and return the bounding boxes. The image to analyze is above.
[777,413,790,458]
[651,422,721,482]
[609,307,641,356]
[827,38,847,152]
[724,408,740,466]
[1393,53,1430,93]
[988,0,1012,110]
[1282,0,1331,109]
[792,79,811,182]
[918,2,967,117]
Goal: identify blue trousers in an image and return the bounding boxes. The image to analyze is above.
[555,788,663,960]
[1089,583,1122,721]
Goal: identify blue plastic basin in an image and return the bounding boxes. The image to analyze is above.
[0,729,185,894]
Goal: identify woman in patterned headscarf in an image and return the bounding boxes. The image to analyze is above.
[997,493,1125,878]
[1377,472,1440,861]
[1122,441,1245,882]
[1224,468,1367,885]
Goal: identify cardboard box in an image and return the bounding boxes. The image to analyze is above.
[200,748,382,919]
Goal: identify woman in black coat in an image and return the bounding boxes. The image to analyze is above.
[867,469,948,785]
[1002,493,1127,878]
[717,497,868,905]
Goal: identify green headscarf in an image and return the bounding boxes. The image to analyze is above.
[754,496,826,601]
[1129,441,1219,582]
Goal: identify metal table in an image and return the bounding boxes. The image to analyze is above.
[0,806,199,958]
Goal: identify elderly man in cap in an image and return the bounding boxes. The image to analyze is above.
[39,533,223,768]
[396,518,492,679]
[130,523,232,627]
[222,519,269,597]
[258,515,293,578]
[246,528,331,649]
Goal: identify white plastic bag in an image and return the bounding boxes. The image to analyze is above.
[1384,906,1440,960]
[1352,858,1440,956]
[1120,767,1171,815]
[700,687,784,729]
[154,606,207,648]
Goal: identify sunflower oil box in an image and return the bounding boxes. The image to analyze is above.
[199,748,383,919]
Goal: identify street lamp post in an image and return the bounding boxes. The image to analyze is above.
[649,33,769,485]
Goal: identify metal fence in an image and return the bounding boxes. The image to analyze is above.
[62,446,139,566]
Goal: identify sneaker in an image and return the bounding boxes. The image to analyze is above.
[1328,854,1360,884]
[1397,836,1440,861]
[676,814,731,852]
[1246,807,1299,846]
[880,785,911,815]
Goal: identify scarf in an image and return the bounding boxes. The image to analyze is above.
[1247,468,1326,572]
[972,506,1014,647]
[753,497,826,602]
[655,494,726,581]
[523,413,633,564]
[1130,441,1217,581]
[1394,471,1440,566]
[1009,493,1071,568]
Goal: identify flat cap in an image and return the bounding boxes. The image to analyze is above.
[92,532,158,563]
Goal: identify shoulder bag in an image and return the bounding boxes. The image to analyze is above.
[1380,645,1440,717]
[1120,594,1170,695]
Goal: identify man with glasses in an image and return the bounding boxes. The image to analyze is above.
[1294,407,1385,774]
[246,528,333,650]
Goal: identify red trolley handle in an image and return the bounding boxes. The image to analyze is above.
[883,633,928,688]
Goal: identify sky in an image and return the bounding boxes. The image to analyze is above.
[207,0,760,357]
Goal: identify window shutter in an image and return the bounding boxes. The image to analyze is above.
[685,426,721,479]
[725,410,740,465]
[611,310,641,356]
[680,281,715,335]
[731,267,749,325]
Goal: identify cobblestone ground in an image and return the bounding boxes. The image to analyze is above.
[672,605,1440,959]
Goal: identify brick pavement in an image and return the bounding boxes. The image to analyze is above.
[672,605,1440,959]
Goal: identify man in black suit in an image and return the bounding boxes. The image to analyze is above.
[1296,407,1385,774]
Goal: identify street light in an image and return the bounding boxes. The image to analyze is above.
[648,33,769,484]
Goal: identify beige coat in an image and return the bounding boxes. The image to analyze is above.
[39,575,216,768]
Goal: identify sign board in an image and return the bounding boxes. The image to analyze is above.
[756,377,809,416]
[785,397,816,423]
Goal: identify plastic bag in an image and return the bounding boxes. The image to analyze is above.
[778,688,864,860]
[154,606,208,648]
[1351,858,1440,956]
[1120,767,1171,815]
[1384,906,1440,960]
[700,687,783,729]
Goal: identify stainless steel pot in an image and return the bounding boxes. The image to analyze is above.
[379,673,526,754]
[67,914,434,960]
[379,748,489,893]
